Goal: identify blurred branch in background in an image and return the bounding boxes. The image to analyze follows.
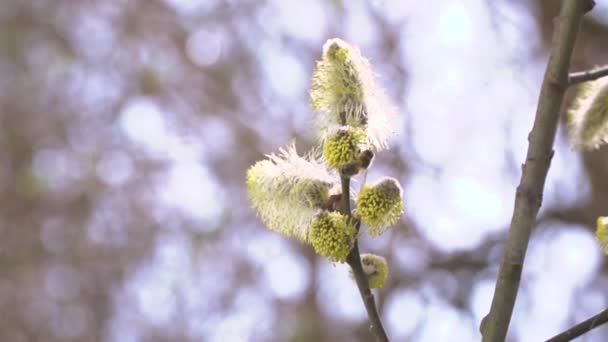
[568,65,608,85]
[546,308,608,342]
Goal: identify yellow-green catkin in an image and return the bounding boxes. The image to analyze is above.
[323,127,366,169]
[567,76,608,150]
[310,38,367,127]
[356,177,404,236]
[309,211,356,263]
[596,216,608,254]
[309,38,396,151]
[360,253,389,288]
[246,144,336,242]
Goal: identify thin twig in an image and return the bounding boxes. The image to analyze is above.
[482,1,593,341]
[545,308,608,342]
[568,65,608,85]
[339,174,389,342]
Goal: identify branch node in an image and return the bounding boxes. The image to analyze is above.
[548,75,567,91]
[515,185,541,209]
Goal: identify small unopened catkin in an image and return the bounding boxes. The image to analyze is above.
[350,253,389,288]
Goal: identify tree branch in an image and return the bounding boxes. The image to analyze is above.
[339,174,389,342]
[481,1,593,341]
[545,308,608,342]
[568,65,608,85]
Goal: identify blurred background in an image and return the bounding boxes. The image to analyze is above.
[1,0,608,341]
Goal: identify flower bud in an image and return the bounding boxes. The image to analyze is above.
[357,150,374,169]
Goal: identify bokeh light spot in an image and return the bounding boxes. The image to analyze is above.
[160,161,224,225]
[96,149,134,187]
[186,28,223,67]
[385,288,425,339]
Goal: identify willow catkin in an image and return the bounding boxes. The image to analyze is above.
[567,77,608,150]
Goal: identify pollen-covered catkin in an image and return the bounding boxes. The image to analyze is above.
[323,127,366,169]
[308,211,356,263]
[356,177,404,236]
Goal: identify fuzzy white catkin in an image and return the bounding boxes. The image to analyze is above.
[310,38,397,151]
[246,143,339,241]
[567,76,608,150]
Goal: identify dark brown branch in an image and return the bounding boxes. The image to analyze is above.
[568,65,608,85]
[545,308,608,342]
[482,1,592,341]
[339,174,389,342]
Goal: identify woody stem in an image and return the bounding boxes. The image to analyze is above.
[340,174,389,342]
